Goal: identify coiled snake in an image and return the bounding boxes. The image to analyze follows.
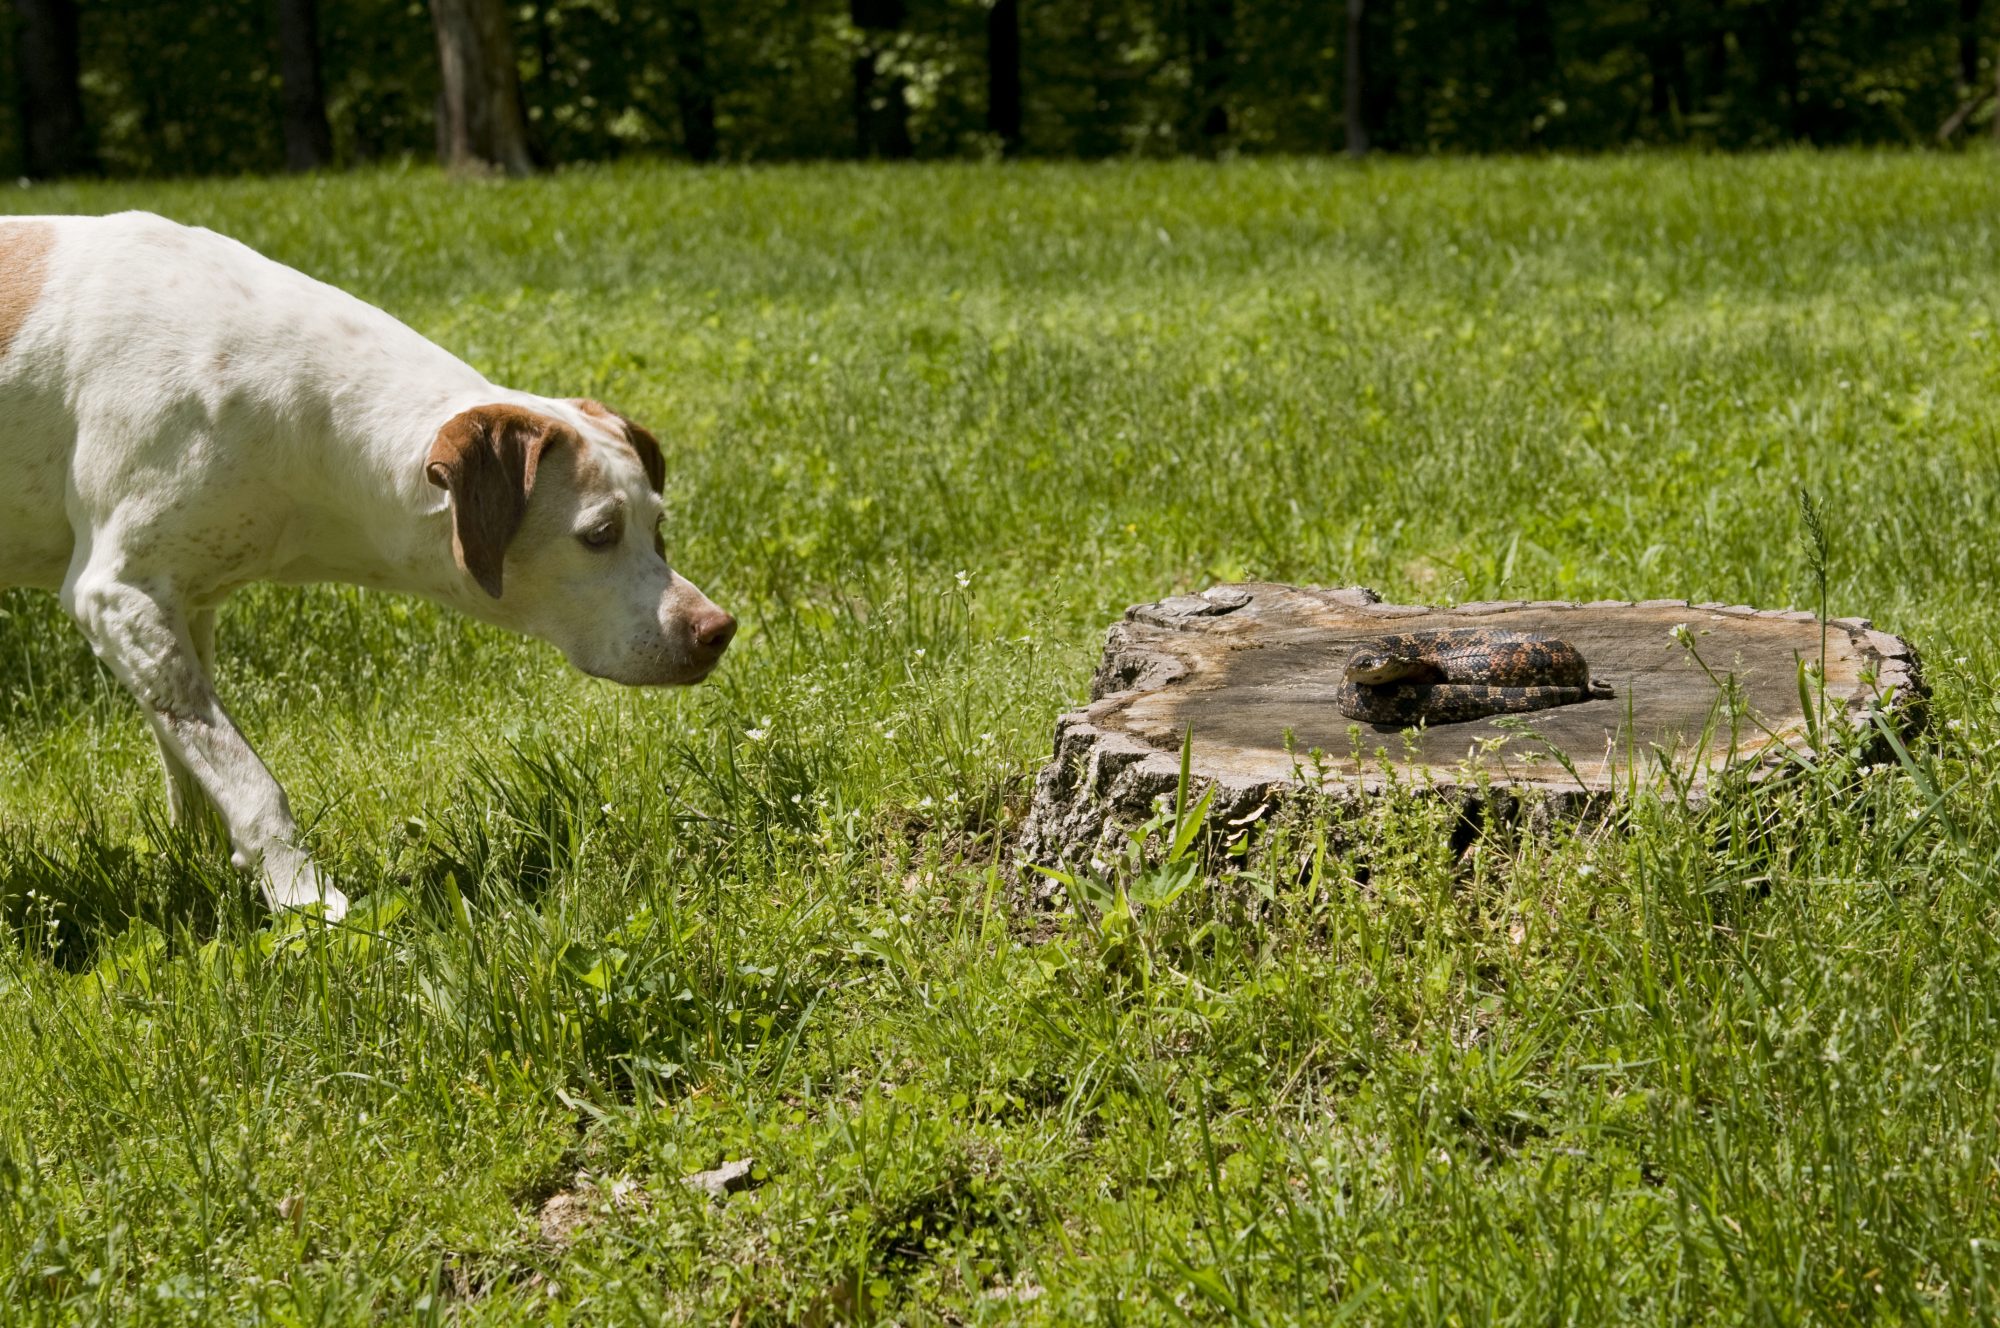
[1336,628,1614,727]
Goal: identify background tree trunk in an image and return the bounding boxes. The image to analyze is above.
[275,0,334,171]
[430,0,535,175]
[1960,0,1984,89]
[1511,0,1556,143]
[12,0,94,177]
[1188,0,1232,150]
[1645,0,1688,127]
[1754,0,1806,138]
[851,0,912,158]
[987,0,1022,154]
[1343,0,1368,156]
[666,2,718,162]
[1700,0,1730,114]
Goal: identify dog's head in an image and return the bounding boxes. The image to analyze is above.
[424,399,734,685]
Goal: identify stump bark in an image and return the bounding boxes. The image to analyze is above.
[1020,583,1925,868]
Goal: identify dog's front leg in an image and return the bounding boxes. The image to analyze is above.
[158,606,224,839]
[64,569,347,919]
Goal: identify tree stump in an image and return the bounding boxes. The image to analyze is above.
[1020,583,1925,868]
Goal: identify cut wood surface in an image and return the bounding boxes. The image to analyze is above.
[1020,583,1925,866]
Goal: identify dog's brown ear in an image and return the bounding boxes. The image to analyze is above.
[425,405,575,598]
[566,397,666,494]
[608,409,665,494]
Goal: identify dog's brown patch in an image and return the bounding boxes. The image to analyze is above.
[426,404,578,598]
[0,222,54,358]
[609,409,665,494]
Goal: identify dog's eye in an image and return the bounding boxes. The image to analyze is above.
[578,522,621,550]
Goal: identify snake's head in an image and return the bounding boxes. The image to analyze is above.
[1344,643,1425,684]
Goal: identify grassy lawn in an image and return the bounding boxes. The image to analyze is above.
[3,153,2000,1323]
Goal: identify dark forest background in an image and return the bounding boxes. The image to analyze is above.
[5,0,1998,178]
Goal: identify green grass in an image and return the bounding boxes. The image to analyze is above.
[3,152,2000,1322]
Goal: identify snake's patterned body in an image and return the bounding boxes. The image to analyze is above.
[1335,628,1613,727]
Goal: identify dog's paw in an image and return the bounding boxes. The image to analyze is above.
[260,846,349,922]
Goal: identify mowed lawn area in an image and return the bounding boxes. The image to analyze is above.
[3,155,2000,1323]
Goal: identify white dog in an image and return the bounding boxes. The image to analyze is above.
[0,211,736,920]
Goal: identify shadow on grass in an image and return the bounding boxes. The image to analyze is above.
[0,806,254,972]
[417,739,611,909]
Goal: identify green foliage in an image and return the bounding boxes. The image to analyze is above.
[3,0,1997,175]
[4,155,2000,1318]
